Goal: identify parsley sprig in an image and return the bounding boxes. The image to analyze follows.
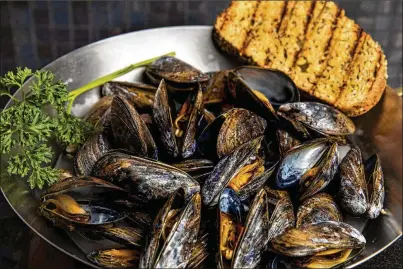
[0,52,175,189]
[0,68,93,189]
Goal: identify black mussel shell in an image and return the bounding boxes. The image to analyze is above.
[364,154,385,219]
[102,81,156,113]
[146,56,209,84]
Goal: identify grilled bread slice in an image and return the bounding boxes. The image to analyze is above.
[213,0,388,116]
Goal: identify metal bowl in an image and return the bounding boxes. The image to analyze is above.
[1,26,401,268]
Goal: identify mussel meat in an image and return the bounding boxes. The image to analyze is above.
[153,79,204,158]
[202,136,266,206]
[39,194,125,231]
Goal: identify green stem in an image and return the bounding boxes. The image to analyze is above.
[66,51,176,114]
[4,93,19,102]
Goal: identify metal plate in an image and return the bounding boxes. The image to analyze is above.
[1,26,401,268]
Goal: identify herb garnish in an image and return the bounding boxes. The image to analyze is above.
[0,52,175,189]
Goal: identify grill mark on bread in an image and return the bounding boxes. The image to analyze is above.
[218,1,259,51]
[213,0,388,116]
[243,1,286,67]
[291,1,340,93]
[335,33,383,115]
[271,1,314,74]
[313,15,362,104]
[240,1,262,56]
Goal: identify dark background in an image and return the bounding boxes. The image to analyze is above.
[0,1,402,268]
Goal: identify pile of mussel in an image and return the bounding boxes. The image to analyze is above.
[39,56,385,269]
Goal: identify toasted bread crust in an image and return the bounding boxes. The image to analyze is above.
[313,13,361,104]
[212,0,388,116]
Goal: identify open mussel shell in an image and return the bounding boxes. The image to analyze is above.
[41,176,127,202]
[231,188,270,268]
[227,66,299,121]
[279,102,355,136]
[92,150,200,203]
[39,194,125,231]
[153,79,204,158]
[364,154,385,219]
[338,146,368,216]
[171,159,214,184]
[75,131,112,176]
[229,66,299,106]
[87,249,140,269]
[146,56,209,85]
[299,142,339,201]
[296,193,342,228]
[237,161,278,202]
[264,187,295,242]
[201,136,264,206]
[218,188,245,268]
[276,138,329,188]
[111,96,157,159]
[270,221,366,257]
[102,81,157,113]
[85,95,113,126]
[140,190,202,268]
[198,108,267,160]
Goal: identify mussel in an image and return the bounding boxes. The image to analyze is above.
[365,154,385,219]
[87,249,140,269]
[102,81,157,112]
[75,131,112,176]
[92,151,200,202]
[41,176,128,202]
[264,187,295,242]
[202,136,270,206]
[85,95,113,126]
[339,149,385,219]
[227,66,299,121]
[270,221,366,257]
[111,96,157,159]
[140,190,203,268]
[218,188,270,268]
[38,194,125,231]
[296,193,342,228]
[338,146,367,216]
[279,102,355,136]
[92,227,145,247]
[145,56,209,92]
[171,159,214,184]
[203,70,229,105]
[198,108,267,160]
[276,139,338,190]
[153,79,204,158]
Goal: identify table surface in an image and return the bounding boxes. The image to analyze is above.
[0,1,402,268]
